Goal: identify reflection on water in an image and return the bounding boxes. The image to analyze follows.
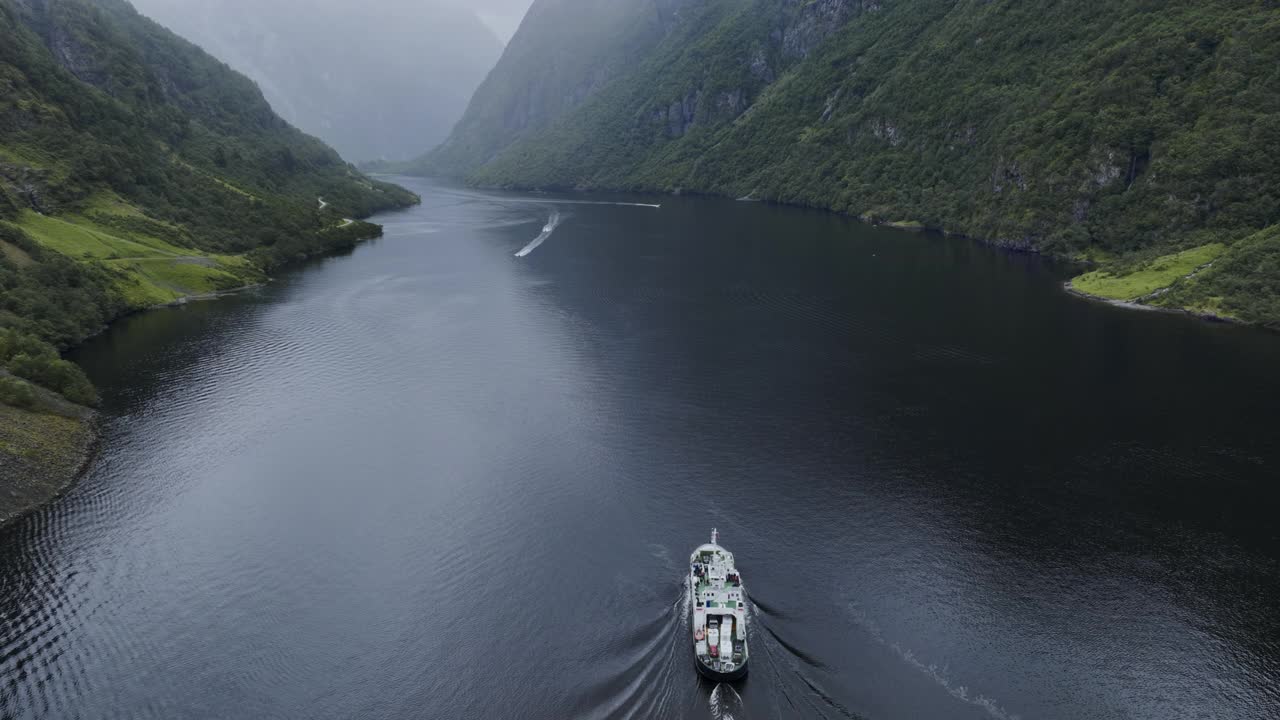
[1,178,1278,719]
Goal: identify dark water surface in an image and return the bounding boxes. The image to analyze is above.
[3,178,1279,719]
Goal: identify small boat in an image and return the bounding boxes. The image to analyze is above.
[689,528,748,681]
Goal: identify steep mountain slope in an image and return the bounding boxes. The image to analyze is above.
[130,0,504,163]
[418,0,698,175]
[424,0,1280,326]
[1,0,416,328]
[0,0,417,504]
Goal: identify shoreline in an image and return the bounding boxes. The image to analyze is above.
[0,183,1252,528]
[0,380,99,529]
[460,175,1252,328]
[0,415,99,529]
[1062,282,1239,325]
[155,282,268,308]
[0,221,389,530]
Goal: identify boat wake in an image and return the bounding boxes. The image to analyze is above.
[848,605,1021,720]
[709,683,744,720]
[560,200,661,209]
[576,584,688,720]
[515,210,563,257]
[580,564,906,720]
[746,596,868,720]
[680,573,692,624]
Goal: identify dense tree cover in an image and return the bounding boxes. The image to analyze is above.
[0,375,38,409]
[1164,224,1280,328]
[0,224,121,348]
[0,0,419,407]
[0,328,97,406]
[0,222,116,406]
[423,0,1280,323]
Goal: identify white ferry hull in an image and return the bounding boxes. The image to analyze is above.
[688,529,748,683]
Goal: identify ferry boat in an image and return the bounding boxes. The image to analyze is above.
[689,529,748,681]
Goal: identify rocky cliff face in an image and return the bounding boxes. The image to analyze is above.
[649,0,882,139]
[780,0,879,60]
[424,0,882,172]
[0,164,52,215]
[12,0,110,89]
[417,0,707,174]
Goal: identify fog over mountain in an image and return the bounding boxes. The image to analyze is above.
[129,0,526,162]
[470,0,534,42]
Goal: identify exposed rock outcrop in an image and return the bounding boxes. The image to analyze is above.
[782,0,880,60]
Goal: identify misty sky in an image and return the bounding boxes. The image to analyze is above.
[469,0,534,41]
[132,0,534,44]
[127,0,535,160]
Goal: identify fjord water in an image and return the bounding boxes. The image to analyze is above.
[3,178,1279,719]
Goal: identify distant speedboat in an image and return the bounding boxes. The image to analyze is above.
[689,529,748,681]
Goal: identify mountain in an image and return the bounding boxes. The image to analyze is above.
[0,0,417,507]
[421,0,682,175]
[418,0,1280,327]
[128,0,505,163]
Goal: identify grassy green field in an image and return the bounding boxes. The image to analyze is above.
[20,211,185,259]
[15,193,262,310]
[1069,244,1225,301]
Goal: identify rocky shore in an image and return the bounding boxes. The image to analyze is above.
[0,376,97,527]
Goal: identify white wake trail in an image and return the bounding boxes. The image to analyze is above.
[679,575,691,623]
[708,683,742,720]
[849,605,1021,720]
[514,210,563,257]
[567,200,662,209]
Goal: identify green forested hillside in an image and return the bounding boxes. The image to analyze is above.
[0,0,419,355]
[420,0,1280,326]
[0,0,416,474]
